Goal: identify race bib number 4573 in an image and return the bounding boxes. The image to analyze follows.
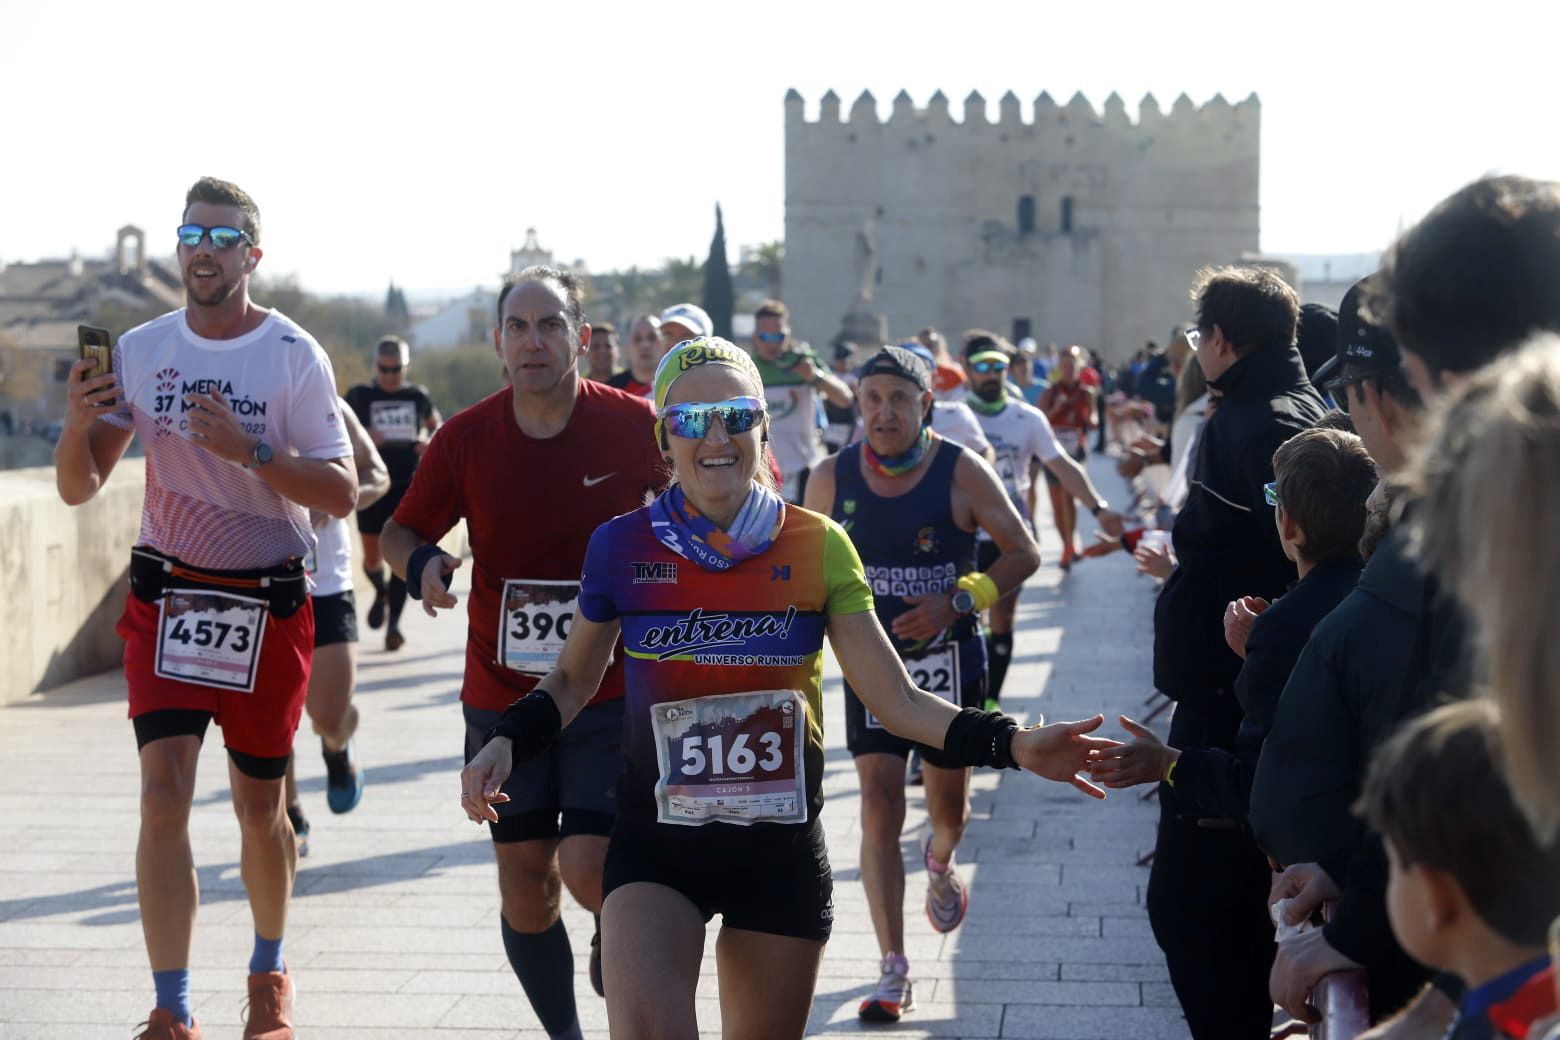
[498,579,577,675]
[652,689,808,827]
[154,588,267,693]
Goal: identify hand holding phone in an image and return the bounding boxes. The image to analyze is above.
[77,325,113,380]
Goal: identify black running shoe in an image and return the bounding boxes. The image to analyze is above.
[286,803,310,857]
[366,595,386,630]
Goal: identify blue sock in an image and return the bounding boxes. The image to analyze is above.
[249,933,284,975]
[152,968,193,1025]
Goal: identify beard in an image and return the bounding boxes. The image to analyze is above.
[975,381,1006,403]
[184,269,241,308]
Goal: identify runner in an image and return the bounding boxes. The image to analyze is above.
[344,335,441,651]
[962,337,1123,706]
[460,336,1117,1039]
[54,177,356,1040]
[381,266,664,1039]
[749,299,854,503]
[605,313,661,397]
[585,321,619,383]
[283,399,390,855]
[1035,345,1100,570]
[806,345,1038,1021]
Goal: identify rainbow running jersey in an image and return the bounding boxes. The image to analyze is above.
[579,503,873,828]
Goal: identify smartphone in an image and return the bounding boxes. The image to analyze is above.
[77,324,113,380]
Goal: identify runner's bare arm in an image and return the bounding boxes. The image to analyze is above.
[341,404,391,511]
[183,390,357,517]
[830,609,1117,796]
[955,451,1040,592]
[380,517,461,616]
[460,614,621,823]
[54,359,134,505]
[800,453,837,514]
[1040,451,1126,536]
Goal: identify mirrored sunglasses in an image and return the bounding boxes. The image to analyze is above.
[756,331,787,344]
[662,396,766,439]
[1263,481,1281,508]
[176,223,254,250]
[972,359,1008,374]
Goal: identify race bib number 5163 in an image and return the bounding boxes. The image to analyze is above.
[652,689,808,826]
[498,579,577,675]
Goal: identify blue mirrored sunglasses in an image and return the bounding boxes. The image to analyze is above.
[972,359,1008,374]
[176,223,253,250]
[1263,481,1280,508]
[756,331,787,344]
[662,397,766,439]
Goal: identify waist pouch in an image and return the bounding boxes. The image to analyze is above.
[129,546,309,619]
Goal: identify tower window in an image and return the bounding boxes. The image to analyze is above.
[1017,195,1036,234]
[1061,196,1075,233]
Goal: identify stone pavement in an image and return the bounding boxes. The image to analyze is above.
[0,456,1191,1039]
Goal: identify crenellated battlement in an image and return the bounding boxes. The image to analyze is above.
[784,87,1258,132]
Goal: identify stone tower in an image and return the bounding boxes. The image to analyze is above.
[782,89,1261,361]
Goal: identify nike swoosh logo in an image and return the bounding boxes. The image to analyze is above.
[583,473,616,487]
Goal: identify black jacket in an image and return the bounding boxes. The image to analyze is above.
[1249,523,1470,1012]
[1153,344,1326,718]
[1173,556,1363,824]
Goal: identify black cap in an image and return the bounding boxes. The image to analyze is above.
[860,345,931,393]
[1314,275,1401,385]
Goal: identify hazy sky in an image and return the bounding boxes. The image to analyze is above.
[4,0,1557,298]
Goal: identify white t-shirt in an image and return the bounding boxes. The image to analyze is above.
[971,399,1063,521]
[103,309,352,571]
[1162,392,1210,514]
[763,380,826,481]
[306,395,358,597]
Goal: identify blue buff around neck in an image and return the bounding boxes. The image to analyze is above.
[250,933,284,975]
[153,968,192,1025]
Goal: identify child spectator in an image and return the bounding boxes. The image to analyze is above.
[1355,700,1560,1040]
[1093,426,1376,831]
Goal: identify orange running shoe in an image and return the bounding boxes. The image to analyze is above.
[242,969,294,1040]
[134,1008,203,1039]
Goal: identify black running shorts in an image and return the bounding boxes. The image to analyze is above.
[462,699,622,844]
[603,815,833,942]
[844,636,986,769]
[356,482,409,536]
[312,590,358,648]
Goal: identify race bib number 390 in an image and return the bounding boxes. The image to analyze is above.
[154,588,267,693]
[498,579,577,675]
[652,689,808,827]
[868,644,960,730]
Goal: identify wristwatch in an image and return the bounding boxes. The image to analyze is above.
[246,440,273,469]
[950,588,978,616]
[1090,500,1108,517]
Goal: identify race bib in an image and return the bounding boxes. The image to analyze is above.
[868,644,960,730]
[370,399,419,443]
[651,689,808,826]
[154,588,267,693]
[498,579,578,675]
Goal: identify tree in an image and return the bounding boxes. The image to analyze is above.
[702,203,735,339]
[384,281,409,325]
[662,256,704,309]
[741,240,785,299]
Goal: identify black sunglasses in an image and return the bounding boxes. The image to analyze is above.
[176,223,254,250]
[378,364,403,374]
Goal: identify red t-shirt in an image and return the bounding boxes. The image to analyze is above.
[392,381,665,711]
[1080,365,1102,388]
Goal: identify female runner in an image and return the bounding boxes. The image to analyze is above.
[460,337,1116,1038]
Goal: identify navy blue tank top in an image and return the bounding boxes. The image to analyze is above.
[831,439,979,656]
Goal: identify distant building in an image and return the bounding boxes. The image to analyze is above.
[409,229,585,352]
[1268,252,1381,311]
[0,226,183,423]
[783,89,1262,362]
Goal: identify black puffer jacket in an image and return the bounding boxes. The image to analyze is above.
[1153,343,1326,719]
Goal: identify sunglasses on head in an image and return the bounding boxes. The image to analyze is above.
[176,224,254,250]
[756,331,787,344]
[1263,481,1281,508]
[972,359,1008,374]
[662,397,765,439]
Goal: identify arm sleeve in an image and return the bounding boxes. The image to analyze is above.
[576,522,619,623]
[390,424,461,542]
[1026,406,1063,463]
[822,519,874,616]
[290,347,353,460]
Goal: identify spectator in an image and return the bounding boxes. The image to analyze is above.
[1355,700,1560,1040]
[1147,265,1325,1040]
[1296,302,1340,382]
[918,326,968,402]
[1093,427,1376,834]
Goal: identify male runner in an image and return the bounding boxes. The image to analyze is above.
[962,335,1123,705]
[344,335,441,651]
[750,299,854,502]
[381,265,664,1039]
[284,399,390,853]
[585,321,619,382]
[804,345,1040,1023]
[1034,345,1099,568]
[55,177,356,1040]
[605,313,663,397]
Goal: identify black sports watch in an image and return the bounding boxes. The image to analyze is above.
[1090,499,1108,517]
[246,440,273,469]
[950,588,978,616]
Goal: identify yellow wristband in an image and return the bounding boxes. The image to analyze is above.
[956,571,1000,612]
[1165,758,1178,787]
